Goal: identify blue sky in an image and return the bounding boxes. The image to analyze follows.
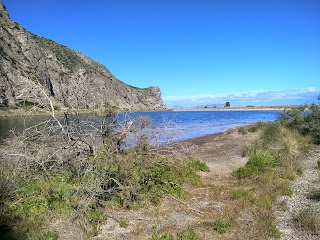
[3,0,320,107]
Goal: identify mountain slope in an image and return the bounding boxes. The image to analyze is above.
[0,1,166,110]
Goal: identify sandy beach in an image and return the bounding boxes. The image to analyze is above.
[173,106,286,111]
[157,128,258,176]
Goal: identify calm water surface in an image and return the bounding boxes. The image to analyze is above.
[132,111,280,142]
[0,111,280,143]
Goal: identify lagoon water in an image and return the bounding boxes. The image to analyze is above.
[0,111,280,143]
[131,110,280,143]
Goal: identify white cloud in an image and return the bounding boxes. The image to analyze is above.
[164,88,320,108]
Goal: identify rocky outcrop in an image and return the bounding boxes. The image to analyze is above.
[0,1,166,111]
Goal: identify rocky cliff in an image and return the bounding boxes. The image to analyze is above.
[0,1,166,111]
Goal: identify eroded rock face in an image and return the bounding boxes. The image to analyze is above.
[0,0,167,110]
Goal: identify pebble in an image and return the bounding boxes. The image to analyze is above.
[275,147,320,240]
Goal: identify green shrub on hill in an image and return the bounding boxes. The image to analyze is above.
[32,34,85,72]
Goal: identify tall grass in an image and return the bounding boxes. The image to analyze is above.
[230,122,312,238]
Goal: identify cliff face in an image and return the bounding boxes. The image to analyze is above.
[0,1,166,111]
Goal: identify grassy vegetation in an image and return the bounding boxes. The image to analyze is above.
[119,217,129,228]
[227,122,312,238]
[293,208,320,234]
[31,33,105,76]
[211,219,232,234]
[151,226,200,240]
[226,105,319,238]
[92,151,206,207]
[237,122,267,135]
[0,135,208,239]
[232,149,275,178]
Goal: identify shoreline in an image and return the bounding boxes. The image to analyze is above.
[167,124,251,145]
[0,106,286,118]
[172,107,286,111]
[0,106,294,118]
[0,108,171,118]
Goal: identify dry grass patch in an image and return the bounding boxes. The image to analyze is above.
[293,208,320,235]
[306,188,320,201]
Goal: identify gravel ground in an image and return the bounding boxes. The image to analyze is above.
[275,146,320,240]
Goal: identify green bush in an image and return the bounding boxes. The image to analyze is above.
[260,122,282,147]
[279,105,320,144]
[91,151,207,207]
[1,153,184,239]
[0,167,78,239]
[188,158,210,172]
[32,34,86,72]
[232,150,275,178]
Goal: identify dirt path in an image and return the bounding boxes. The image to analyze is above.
[167,131,259,176]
